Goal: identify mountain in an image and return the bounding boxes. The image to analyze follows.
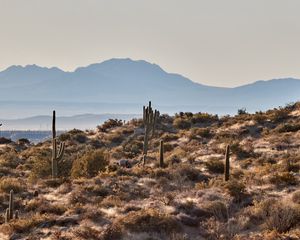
[0,58,299,118]
[0,113,139,131]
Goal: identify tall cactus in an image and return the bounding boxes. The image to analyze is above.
[5,190,16,223]
[52,111,65,178]
[224,144,230,181]
[142,101,160,161]
[8,190,14,220]
[159,140,164,168]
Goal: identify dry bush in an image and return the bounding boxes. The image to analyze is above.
[122,140,143,157]
[189,127,211,139]
[205,158,224,174]
[292,190,300,204]
[270,108,289,122]
[106,131,125,144]
[0,151,22,168]
[73,226,102,240]
[265,202,300,233]
[71,149,108,178]
[97,119,123,132]
[175,164,204,182]
[173,118,191,130]
[191,112,218,124]
[204,201,228,221]
[102,209,181,239]
[26,198,66,215]
[276,123,300,133]
[0,137,12,144]
[0,213,50,234]
[269,172,298,187]
[224,180,246,202]
[0,177,25,193]
[161,133,179,142]
[28,148,52,179]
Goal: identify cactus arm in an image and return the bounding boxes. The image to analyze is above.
[57,142,65,161]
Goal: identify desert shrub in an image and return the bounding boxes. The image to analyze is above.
[269,172,297,187]
[292,190,300,204]
[59,132,71,141]
[253,112,267,123]
[73,226,102,239]
[98,119,123,132]
[176,165,204,182]
[122,140,143,157]
[191,113,218,124]
[173,118,191,130]
[107,132,124,144]
[90,139,104,149]
[225,180,246,202]
[190,127,211,139]
[205,159,224,174]
[0,137,12,144]
[0,214,50,234]
[0,177,25,193]
[71,149,109,178]
[270,108,289,122]
[17,138,30,145]
[69,129,84,135]
[74,133,87,143]
[277,123,300,133]
[230,142,252,159]
[26,198,66,215]
[205,201,228,221]
[237,108,248,115]
[265,202,300,233]
[105,209,181,237]
[162,133,179,142]
[0,151,22,168]
[29,149,52,179]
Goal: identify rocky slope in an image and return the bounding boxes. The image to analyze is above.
[0,103,299,239]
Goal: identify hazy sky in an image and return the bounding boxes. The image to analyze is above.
[1,0,300,87]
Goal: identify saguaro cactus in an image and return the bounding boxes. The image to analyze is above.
[52,111,65,178]
[8,190,14,219]
[159,140,164,168]
[224,144,230,181]
[142,101,160,161]
[5,190,16,223]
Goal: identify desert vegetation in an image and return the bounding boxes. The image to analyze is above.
[0,102,300,239]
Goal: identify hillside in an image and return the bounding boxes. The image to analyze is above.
[0,103,299,239]
[0,59,300,118]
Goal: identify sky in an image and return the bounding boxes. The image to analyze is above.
[0,0,300,87]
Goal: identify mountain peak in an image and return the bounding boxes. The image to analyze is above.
[74,58,164,75]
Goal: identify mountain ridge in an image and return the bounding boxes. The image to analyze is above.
[0,58,299,117]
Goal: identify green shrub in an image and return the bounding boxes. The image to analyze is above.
[71,149,109,178]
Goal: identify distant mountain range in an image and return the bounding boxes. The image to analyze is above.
[0,114,139,131]
[0,58,299,120]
